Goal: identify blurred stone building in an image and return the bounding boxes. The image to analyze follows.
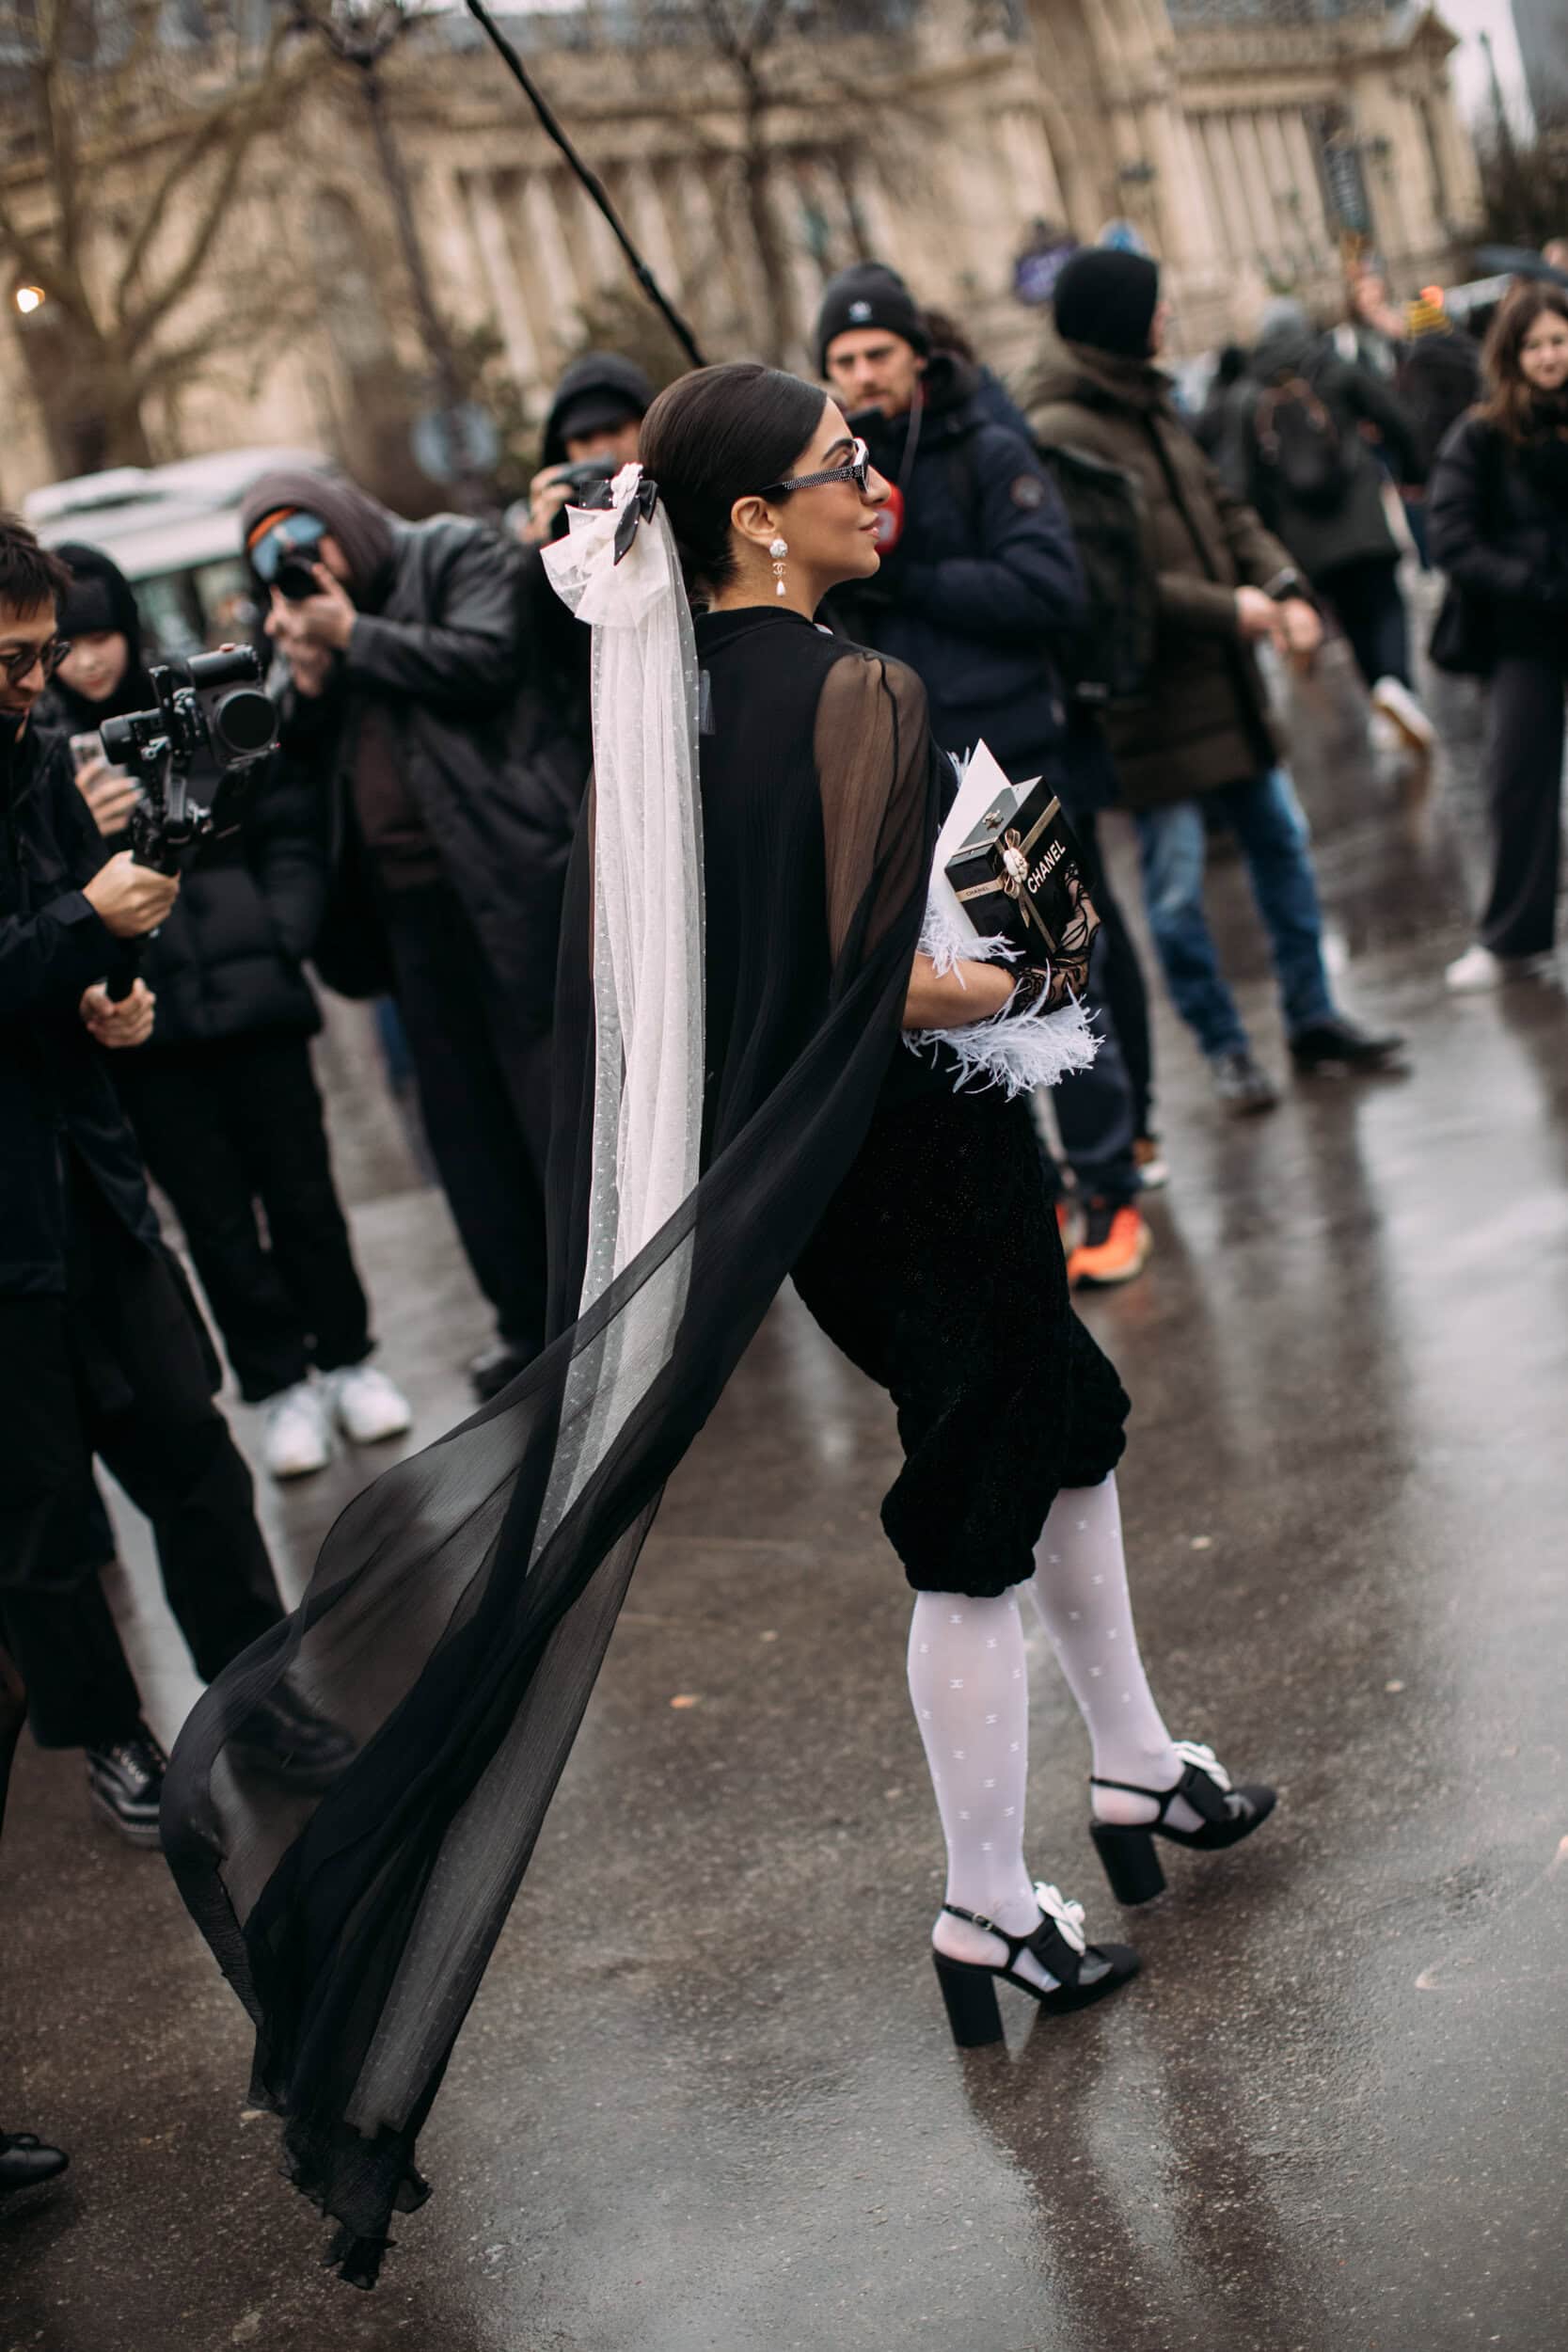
[1,0,1482,502]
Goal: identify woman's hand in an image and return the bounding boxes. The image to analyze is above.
[902,955,1017,1032]
[74,754,141,837]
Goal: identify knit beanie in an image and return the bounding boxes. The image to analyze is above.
[241,469,398,611]
[1405,288,1449,338]
[816,264,931,374]
[55,542,142,655]
[1053,248,1162,358]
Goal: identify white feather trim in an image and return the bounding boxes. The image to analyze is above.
[907,985,1099,1100]
[916,890,1018,979]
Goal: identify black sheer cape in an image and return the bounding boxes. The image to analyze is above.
[161,612,941,2284]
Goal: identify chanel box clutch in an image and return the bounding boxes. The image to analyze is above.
[943,764,1098,966]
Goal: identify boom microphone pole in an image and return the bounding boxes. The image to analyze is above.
[461,0,708,372]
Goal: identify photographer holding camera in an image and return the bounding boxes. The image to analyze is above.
[42,544,411,1482]
[244,467,574,1401]
[0,515,344,1851]
[511,352,655,834]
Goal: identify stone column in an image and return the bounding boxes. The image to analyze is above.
[997,105,1068,233]
[465,168,540,389]
[521,171,582,355]
[619,161,685,307]
[1141,98,1222,275]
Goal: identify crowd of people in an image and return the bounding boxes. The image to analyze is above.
[2,231,1564,2234]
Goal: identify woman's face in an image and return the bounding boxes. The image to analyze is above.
[1519,309,1568,394]
[55,628,130,705]
[757,400,891,592]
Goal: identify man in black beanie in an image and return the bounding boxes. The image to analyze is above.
[818,262,1158,1286]
[1027,249,1405,1108]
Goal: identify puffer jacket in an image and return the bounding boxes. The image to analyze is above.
[1428,409,1568,667]
[833,350,1085,773]
[124,761,323,1046]
[1025,333,1293,809]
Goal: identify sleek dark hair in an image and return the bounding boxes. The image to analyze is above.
[1478,282,1568,443]
[0,512,71,618]
[639,362,827,595]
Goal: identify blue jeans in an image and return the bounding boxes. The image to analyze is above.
[1133,769,1337,1060]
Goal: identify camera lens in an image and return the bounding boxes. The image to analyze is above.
[210,687,277,757]
[99,713,134,764]
[186,646,262,691]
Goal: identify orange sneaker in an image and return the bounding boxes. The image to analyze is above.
[1069,1202,1152,1289]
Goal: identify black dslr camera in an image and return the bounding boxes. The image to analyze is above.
[96,647,278,1001]
[548,456,619,542]
[98,646,278,878]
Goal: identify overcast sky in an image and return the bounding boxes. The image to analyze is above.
[1432,0,1532,122]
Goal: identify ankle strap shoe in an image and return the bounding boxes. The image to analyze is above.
[932,1882,1140,2047]
[1090,1740,1276,1906]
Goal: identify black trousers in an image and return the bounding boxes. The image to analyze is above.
[117,1034,372,1403]
[1480,655,1567,958]
[0,1187,284,1750]
[377,881,550,1355]
[1077,815,1155,1137]
[1319,555,1413,693]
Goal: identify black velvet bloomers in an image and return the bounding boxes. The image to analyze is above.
[793,1085,1130,1597]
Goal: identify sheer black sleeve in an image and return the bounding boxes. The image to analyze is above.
[813,650,943,972]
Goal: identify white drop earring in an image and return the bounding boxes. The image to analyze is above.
[769,536,789,597]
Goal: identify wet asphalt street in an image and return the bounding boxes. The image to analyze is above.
[4,622,1566,2352]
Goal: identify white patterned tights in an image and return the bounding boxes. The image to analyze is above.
[907,1475,1191,1991]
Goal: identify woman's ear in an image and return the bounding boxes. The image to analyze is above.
[729,493,779,554]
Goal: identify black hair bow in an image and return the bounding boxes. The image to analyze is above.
[578,473,660,564]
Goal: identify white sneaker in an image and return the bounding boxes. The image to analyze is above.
[261,1380,333,1479]
[1370,675,1437,754]
[1446,942,1556,993]
[324,1363,413,1447]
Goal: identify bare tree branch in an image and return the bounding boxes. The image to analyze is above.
[114,13,299,325]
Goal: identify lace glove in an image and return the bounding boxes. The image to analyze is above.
[1010,874,1099,1013]
[1008,953,1092,1019]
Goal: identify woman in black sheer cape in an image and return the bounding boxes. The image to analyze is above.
[163,366,1274,2286]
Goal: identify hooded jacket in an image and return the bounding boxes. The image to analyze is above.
[241,470,578,1039]
[516,355,655,804]
[39,544,324,1048]
[1221,312,1418,580]
[831,349,1085,776]
[0,716,159,1296]
[539,352,655,470]
[1025,331,1292,809]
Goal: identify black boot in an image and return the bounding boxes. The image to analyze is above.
[1209,1048,1279,1115]
[1290,1015,1407,1075]
[231,1683,355,1793]
[85,1729,167,1849]
[0,2131,70,2202]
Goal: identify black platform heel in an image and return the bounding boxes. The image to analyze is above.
[931,1882,1141,2048]
[1090,1740,1276,1906]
